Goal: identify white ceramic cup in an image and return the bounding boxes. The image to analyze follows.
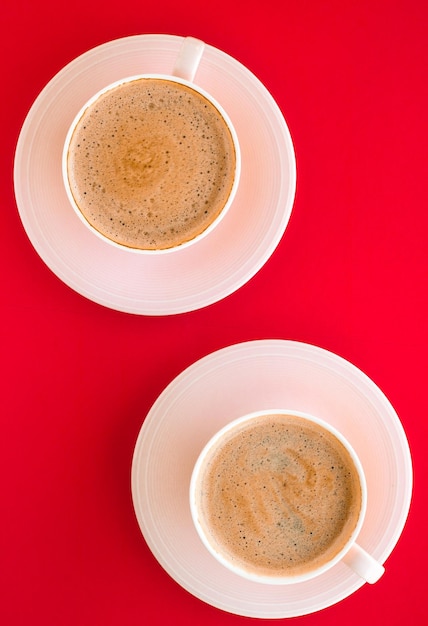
[190,409,385,585]
[62,37,241,253]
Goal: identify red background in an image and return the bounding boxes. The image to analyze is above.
[2,1,427,624]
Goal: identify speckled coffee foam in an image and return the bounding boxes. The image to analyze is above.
[196,414,362,578]
[67,78,236,250]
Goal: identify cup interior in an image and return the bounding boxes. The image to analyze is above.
[190,409,367,585]
[62,74,241,254]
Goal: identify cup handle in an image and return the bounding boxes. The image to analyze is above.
[172,37,205,82]
[342,542,385,584]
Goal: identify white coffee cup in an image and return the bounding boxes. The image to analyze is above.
[190,409,385,585]
[62,37,240,253]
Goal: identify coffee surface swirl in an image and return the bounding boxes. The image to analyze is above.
[66,78,236,250]
[195,414,362,577]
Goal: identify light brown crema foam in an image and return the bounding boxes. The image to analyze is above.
[67,78,236,250]
[196,414,362,577]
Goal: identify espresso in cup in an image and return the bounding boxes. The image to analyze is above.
[192,412,363,581]
[65,77,238,251]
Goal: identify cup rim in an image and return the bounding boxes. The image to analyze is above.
[189,408,367,585]
[62,73,241,254]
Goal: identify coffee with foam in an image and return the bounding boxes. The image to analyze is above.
[66,78,237,250]
[194,413,362,578]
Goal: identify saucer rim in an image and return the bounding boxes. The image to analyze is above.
[131,339,412,618]
[14,34,296,315]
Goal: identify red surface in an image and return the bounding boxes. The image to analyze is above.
[2,0,427,624]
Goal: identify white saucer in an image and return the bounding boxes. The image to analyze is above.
[131,340,412,618]
[14,35,296,315]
